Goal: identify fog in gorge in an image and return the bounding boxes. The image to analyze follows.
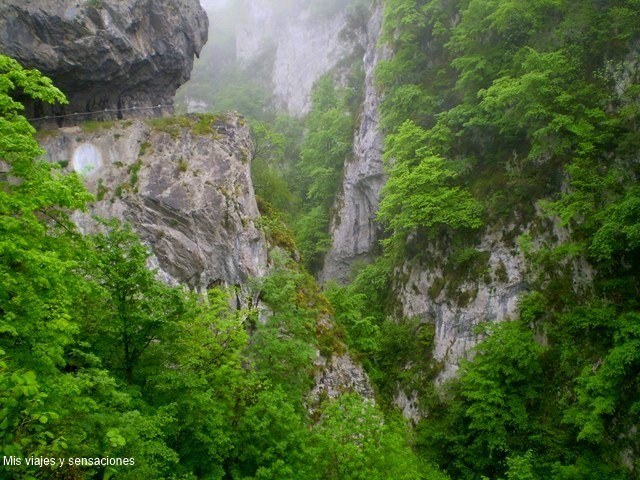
[179,0,373,117]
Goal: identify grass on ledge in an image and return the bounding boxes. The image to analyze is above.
[145,114,224,140]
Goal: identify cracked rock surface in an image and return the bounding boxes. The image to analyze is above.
[39,114,267,289]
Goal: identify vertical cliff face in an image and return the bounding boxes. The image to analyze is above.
[178,0,553,404]
[394,214,596,391]
[4,0,272,291]
[39,114,268,290]
[233,1,533,382]
[235,0,356,116]
[395,230,528,383]
[321,3,386,283]
[225,1,389,282]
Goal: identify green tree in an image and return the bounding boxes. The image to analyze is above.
[87,222,188,384]
[146,288,250,479]
[562,310,640,445]
[0,54,90,470]
[294,75,353,271]
[298,76,352,206]
[312,394,424,480]
[418,322,543,480]
[233,387,315,480]
[249,266,317,401]
[378,120,483,246]
[251,120,300,215]
[0,55,183,480]
[505,450,536,480]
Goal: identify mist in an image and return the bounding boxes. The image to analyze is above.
[178,0,372,117]
[199,0,229,10]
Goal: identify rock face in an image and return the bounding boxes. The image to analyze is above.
[312,353,375,403]
[235,0,356,116]
[321,3,386,283]
[0,0,208,123]
[393,214,595,387]
[396,229,528,383]
[39,114,268,289]
[309,316,375,406]
[227,0,388,281]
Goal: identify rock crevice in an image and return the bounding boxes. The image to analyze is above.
[321,2,387,283]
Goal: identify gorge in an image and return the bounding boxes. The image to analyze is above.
[1,0,639,479]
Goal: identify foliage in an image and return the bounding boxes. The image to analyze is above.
[378,0,640,478]
[326,258,439,409]
[378,120,483,245]
[145,113,222,139]
[85,222,189,384]
[0,55,436,480]
[294,76,354,272]
[415,321,545,480]
[312,394,422,480]
[256,196,298,254]
[294,205,333,272]
[9,0,640,473]
[324,283,380,355]
[251,120,301,216]
[457,322,542,468]
[249,266,318,401]
[233,387,313,480]
[562,310,640,444]
[0,53,89,471]
[298,76,353,205]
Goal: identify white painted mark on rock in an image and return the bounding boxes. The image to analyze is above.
[72,143,102,176]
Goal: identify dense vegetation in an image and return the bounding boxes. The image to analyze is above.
[0,55,424,479]
[216,7,640,477]
[193,0,640,478]
[5,0,640,477]
[352,0,640,478]
[179,0,640,478]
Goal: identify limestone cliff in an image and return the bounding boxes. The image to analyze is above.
[186,0,388,282]
[395,229,528,384]
[39,114,267,290]
[320,2,387,283]
[38,114,374,409]
[216,0,532,390]
[0,0,208,123]
[13,0,374,417]
[224,0,538,399]
[183,0,365,117]
[235,0,356,116]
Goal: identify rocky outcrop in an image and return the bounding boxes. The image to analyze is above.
[221,0,388,281]
[394,390,421,424]
[395,229,528,383]
[311,353,375,403]
[309,316,374,406]
[393,215,595,390]
[38,114,267,289]
[0,0,208,123]
[321,2,386,283]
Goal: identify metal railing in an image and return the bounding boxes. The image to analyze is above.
[27,104,174,122]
